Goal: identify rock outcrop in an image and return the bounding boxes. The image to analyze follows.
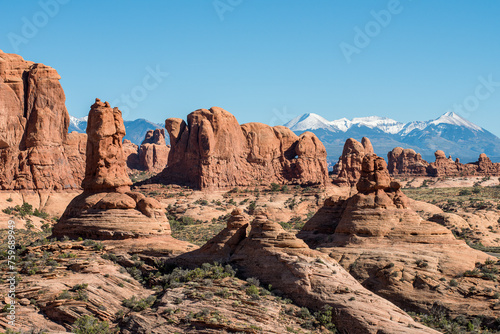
[389,147,500,177]
[299,153,496,320]
[138,128,170,172]
[387,147,429,175]
[0,50,85,190]
[158,107,328,189]
[175,208,437,334]
[333,137,373,187]
[52,99,170,240]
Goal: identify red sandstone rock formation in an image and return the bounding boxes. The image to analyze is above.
[0,50,85,190]
[388,146,500,177]
[333,137,373,187]
[299,153,495,320]
[387,147,429,175]
[138,128,170,172]
[159,107,328,189]
[52,99,170,240]
[175,208,437,333]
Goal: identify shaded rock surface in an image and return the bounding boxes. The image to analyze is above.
[123,139,140,170]
[158,107,328,189]
[175,209,437,334]
[0,50,85,190]
[52,99,170,240]
[299,152,496,320]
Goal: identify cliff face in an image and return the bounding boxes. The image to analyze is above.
[0,50,85,190]
[160,107,329,189]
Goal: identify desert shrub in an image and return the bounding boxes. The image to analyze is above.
[122,295,156,311]
[73,315,114,334]
[458,189,471,196]
[270,182,281,192]
[245,285,260,299]
[314,305,336,331]
[33,208,50,220]
[161,263,235,288]
[415,259,429,268]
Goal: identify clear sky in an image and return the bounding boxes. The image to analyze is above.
[1,1,500,135]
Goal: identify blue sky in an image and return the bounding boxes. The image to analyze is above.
[1,1,500,135]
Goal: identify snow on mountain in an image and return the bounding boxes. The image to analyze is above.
[429,111,483,132]
[350,116,405,134]
[69,115,88,132]
[284,111,500,163]
[68,115,166,145]
[285,112,484,136]
[284,113,336,131]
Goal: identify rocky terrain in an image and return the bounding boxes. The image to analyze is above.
[299,151,500,329]
[157,107,329,189]
[0,50,86,190]
[3,49,500,333]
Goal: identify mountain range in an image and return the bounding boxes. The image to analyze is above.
[284,112,500,164]
[69,115,167,146]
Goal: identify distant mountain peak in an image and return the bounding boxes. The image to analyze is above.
[283,111,499,164]
[430,111,483,132]
[285,111,485,135]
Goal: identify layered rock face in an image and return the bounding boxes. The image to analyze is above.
[299,153,494,319]
[333,137,373,187]
[176,209,437,334]
[159,107,328,189]
[52,99,170,240]
[0,50,85,190]
[138,128,170,172]
[387,147,429,175]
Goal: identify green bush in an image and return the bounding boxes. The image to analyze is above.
[33,208,50,220]
[73,315,114,334]
[270,182,281,192]
[122,295,156,311]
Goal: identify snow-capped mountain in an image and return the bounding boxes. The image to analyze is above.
[68,115,166,146]
[285,112,500,163]
[68,115,88,133]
